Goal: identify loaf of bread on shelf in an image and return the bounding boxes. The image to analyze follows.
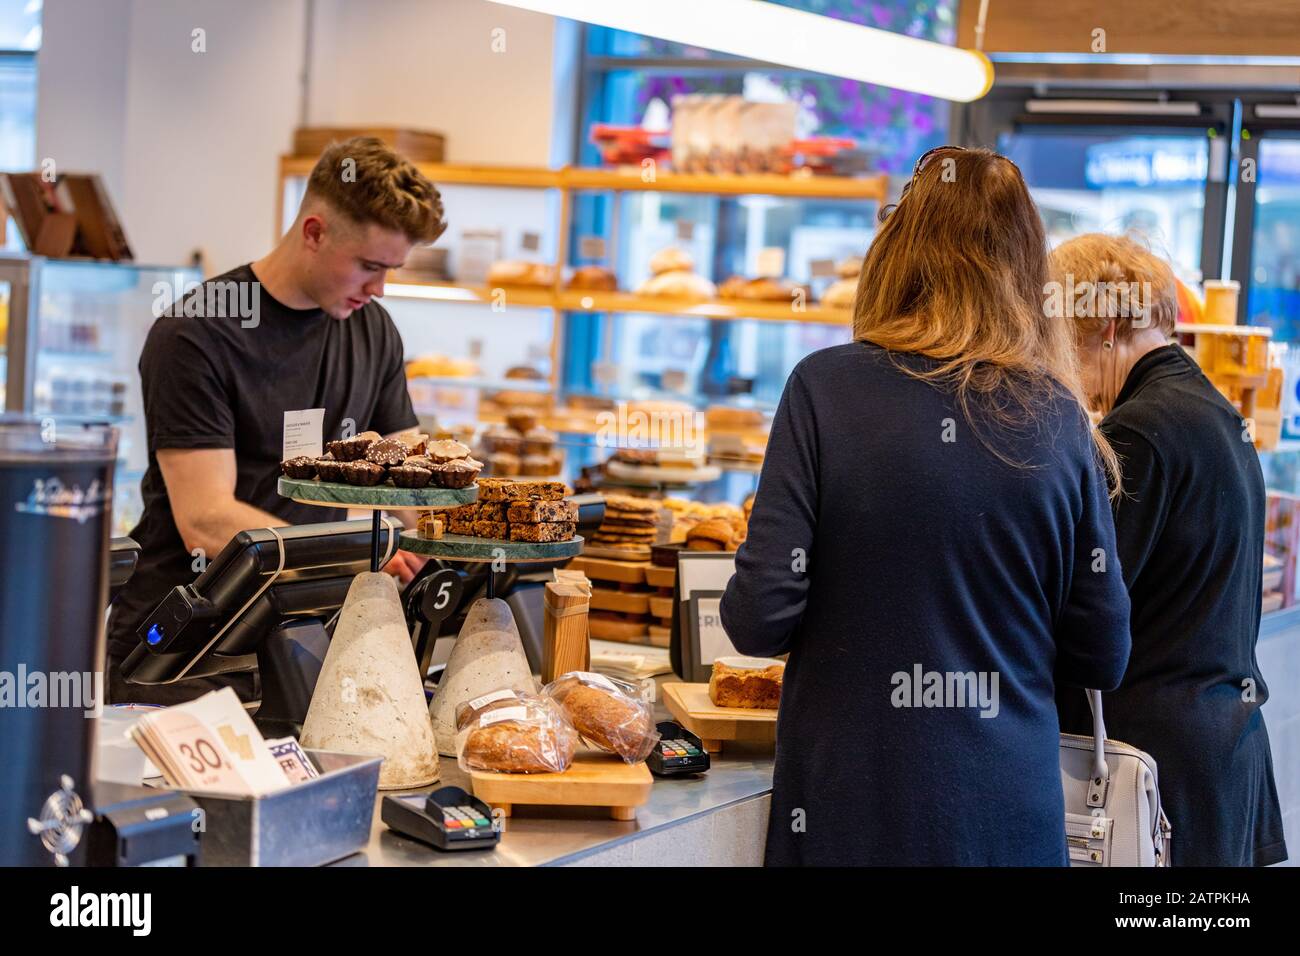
[821,276,857,309]
[636,269,717,300]
[543,672,659,763]
[487,260,555,287]
[709,656,784,709]
[566,265,618,290]
[649,246,695,275]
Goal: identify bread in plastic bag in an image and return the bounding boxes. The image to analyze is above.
[542,671,660,764]
[454,689,577,774]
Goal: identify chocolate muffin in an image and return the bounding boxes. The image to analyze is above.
[342,460,386,486]
[401,455,435,471]
[398,432,429,456]
[489,452,521,477]
[281,456,318,479]
[428,458,481,489]
[482,426,523,455]
[389,465,433,488]
[326,430,381,461]
[426,439,471,463]
[365,438,408,467]
[520,454,555,477]
[314,455,343,482]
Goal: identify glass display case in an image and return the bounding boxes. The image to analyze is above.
[0,254,202,535]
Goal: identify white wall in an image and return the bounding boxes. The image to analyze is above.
[36,0,562,275]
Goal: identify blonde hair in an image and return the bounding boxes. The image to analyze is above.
[305,136,447,243]
[854,147,1121,494]
[1048,233,1178,342]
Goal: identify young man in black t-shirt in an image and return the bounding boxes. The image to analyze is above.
[107,137,447,704]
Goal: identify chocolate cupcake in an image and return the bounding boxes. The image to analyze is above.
[389,465,433,488]
[281,456,318,480]
[426,439,471,463]
[489,452,521,477]
[342,460,386,486]
[327,430,381,461]
[398,432,429,456]
[428,458,481,489]
[521,454,555,477]
[365,438,408,467]
[401,455,435,471]
[314,455,344,482]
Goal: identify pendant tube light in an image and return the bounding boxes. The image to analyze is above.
[485,0,995,102]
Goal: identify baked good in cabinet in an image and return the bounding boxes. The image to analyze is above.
[636,269,716,300]
[709,656,784,709]
[686,517,736,551]
[488,452,521,477]
[649,246,695,275]
[486,260,556,288]
[543,672,659,763]
[566,265,618,291]
[505,408,540,433]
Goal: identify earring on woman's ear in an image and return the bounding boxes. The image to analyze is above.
[1102,340,1114,350]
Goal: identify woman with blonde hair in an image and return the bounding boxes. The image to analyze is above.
[1052,233,1288,867]
[720,148,1132,866]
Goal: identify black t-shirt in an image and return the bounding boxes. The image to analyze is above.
[107,263,417,657]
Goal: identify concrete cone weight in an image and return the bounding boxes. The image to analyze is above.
[429,597,536,756]
[300,572,439,789]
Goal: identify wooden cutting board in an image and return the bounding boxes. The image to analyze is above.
[469,751,653,820]
[662,682,778,753]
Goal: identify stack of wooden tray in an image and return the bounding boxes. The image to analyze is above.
[567,556,676,647]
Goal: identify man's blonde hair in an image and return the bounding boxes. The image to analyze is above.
[305,136,447,244]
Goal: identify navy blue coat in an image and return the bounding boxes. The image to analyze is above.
[720,342,1132,866]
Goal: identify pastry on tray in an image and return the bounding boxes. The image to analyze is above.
[686,517,735,551]
[427,458,481,489]
[476,478,566,502]
[341,460,386,486]
[281,456,317,480]
[708,656,784,709]
[426,439,472,464]
[365,438,409,467]
[326,431,381,461]
[509,521,576,543]
[389,464,433,488]
[566,265,618,291]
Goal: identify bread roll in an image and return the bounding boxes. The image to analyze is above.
[649,246,695,275]
[457,694,577,774]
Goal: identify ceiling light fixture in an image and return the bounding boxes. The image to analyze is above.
[485,0,994,102]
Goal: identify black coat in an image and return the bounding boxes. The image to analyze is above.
[720,343,1132,866]
[1057,345,1288,866]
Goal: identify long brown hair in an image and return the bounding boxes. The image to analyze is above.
[854,146,1121,493]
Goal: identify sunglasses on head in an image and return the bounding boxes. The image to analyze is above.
[878,146,1021,223]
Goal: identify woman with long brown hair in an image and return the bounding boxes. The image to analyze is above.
[719,147,1132,865]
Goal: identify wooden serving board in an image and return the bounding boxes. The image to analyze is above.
[643,564,677,589]
[648,595,674,619]
[470,752,653,820]
[662,682,777,754]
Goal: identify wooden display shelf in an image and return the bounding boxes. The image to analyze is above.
[563,166,890,200]
[662,682,778,754]
[470,751,653,820]
[558,289,850,324]
[590,586,651,615]
[282,157,888,200]
[382,280,852,325]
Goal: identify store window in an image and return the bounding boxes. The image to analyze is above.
[0,0,41,250]
[1246,136,1300,341]
[565,0,956,407]
[998,130,1210,284]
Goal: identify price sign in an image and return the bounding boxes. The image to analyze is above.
[578,235,606,259]
[675,220,696,241]
[521,231,542,252]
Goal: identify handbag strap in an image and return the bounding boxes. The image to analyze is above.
[1083,688,1109,796]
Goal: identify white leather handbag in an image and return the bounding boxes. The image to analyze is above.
[1059,689,1172,867]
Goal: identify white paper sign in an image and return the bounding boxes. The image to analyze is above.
[282,408,324,460]
[756,247,786,278]
[694,596,738,665]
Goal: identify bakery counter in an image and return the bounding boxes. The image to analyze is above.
[338,684,775,868]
